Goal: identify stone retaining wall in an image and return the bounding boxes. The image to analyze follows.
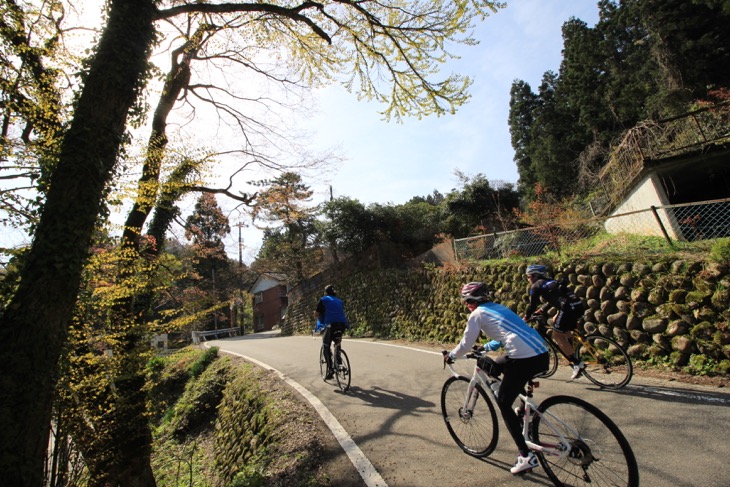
[282,258,730,374]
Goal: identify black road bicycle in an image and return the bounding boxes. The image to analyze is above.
[529,315,633,389]
[319,328,351,392]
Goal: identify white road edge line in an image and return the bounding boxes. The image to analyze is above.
[342,338,443,355]
[204,343,389,487]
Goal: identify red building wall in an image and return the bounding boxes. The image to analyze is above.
[252,284,288,331]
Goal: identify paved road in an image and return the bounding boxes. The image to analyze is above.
[207,332,730,487]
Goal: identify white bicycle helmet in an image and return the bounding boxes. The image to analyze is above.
[460,282,491,303]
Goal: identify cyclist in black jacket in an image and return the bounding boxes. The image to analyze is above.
[524,265,586,380]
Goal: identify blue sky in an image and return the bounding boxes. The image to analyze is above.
[230,1,601,262]
[300,1,600,207]
[0,1,600,264]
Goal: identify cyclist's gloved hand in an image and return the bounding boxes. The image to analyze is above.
[314,319,325,334]
[526,310,543,322]
[483,340,502,352]
[442,350,455,364]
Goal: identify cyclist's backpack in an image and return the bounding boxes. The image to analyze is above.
[544,278,584,312]
[558,277,571,295]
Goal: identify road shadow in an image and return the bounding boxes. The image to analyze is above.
[537,374,730,407]
[597,382,730,406]
[344,385,435,410]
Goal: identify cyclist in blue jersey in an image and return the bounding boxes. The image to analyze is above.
[444,281,549,475]
[314,284,349,380]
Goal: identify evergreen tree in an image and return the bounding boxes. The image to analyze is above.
[527,72,587,199]
[319,197,377,255]
[252,173,320,282]
[185,193,231,280]
[627,0,730,111]
[509,80,539,197]
[185,193,231,329]
[509,0,730,203]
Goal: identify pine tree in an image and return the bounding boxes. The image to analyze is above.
[252,173,320,282]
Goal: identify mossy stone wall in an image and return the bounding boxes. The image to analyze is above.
[282,259,730,373]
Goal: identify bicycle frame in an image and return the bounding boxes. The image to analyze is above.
[534,317,608,371]
[562,330,591,361]
[535,315,610,361]
[446,355,579,461]
[533,319,581,360]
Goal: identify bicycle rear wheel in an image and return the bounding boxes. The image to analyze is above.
[535,339,559,378]
[334,348,351,391]
[440,376,498,457]
[532,395,639,487]
[577,335,633,389]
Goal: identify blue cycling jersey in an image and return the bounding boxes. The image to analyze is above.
[450,301,547,360]
[316,295,348,326]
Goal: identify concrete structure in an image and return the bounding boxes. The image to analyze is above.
[250,273,289,332]
[598,103,730,240]
[604,172,681,238]
[603,150,730,240]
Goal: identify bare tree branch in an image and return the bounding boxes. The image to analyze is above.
[155,1,332,44]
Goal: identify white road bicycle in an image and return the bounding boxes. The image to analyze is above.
[440,349,639,487]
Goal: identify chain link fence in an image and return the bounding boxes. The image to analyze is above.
[453,197,730,261]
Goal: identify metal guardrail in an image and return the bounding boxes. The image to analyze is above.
[453,198,730,261]
[191,327,239,344]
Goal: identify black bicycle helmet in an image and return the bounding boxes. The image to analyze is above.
[525,264,548,277]
[460,282,490,303]
[324,284,336,295]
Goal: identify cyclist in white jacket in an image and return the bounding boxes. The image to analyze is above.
[445,282,549,475]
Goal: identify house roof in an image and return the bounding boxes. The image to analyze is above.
[249,273,288,294]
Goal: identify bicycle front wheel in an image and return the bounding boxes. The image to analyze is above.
[334,348,351,391]
[532,395,639,487]
[440,376,498,457]
[535,339,559,378]
[319,347,329,381]
[577,335,633,389]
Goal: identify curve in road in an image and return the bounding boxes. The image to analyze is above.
[204,343,388,487]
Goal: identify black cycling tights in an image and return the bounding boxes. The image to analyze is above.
[321,323,347,371]
[493,352,549,456]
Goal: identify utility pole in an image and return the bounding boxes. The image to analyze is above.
[237,221,243,267]
[236,221,246,335]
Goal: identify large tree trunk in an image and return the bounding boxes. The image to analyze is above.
[0,1,157,485]
[81,35,201,486]
[87,360,155,487]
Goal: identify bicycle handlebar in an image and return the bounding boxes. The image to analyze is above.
[527,313,546,323]
[441,348,485,378]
